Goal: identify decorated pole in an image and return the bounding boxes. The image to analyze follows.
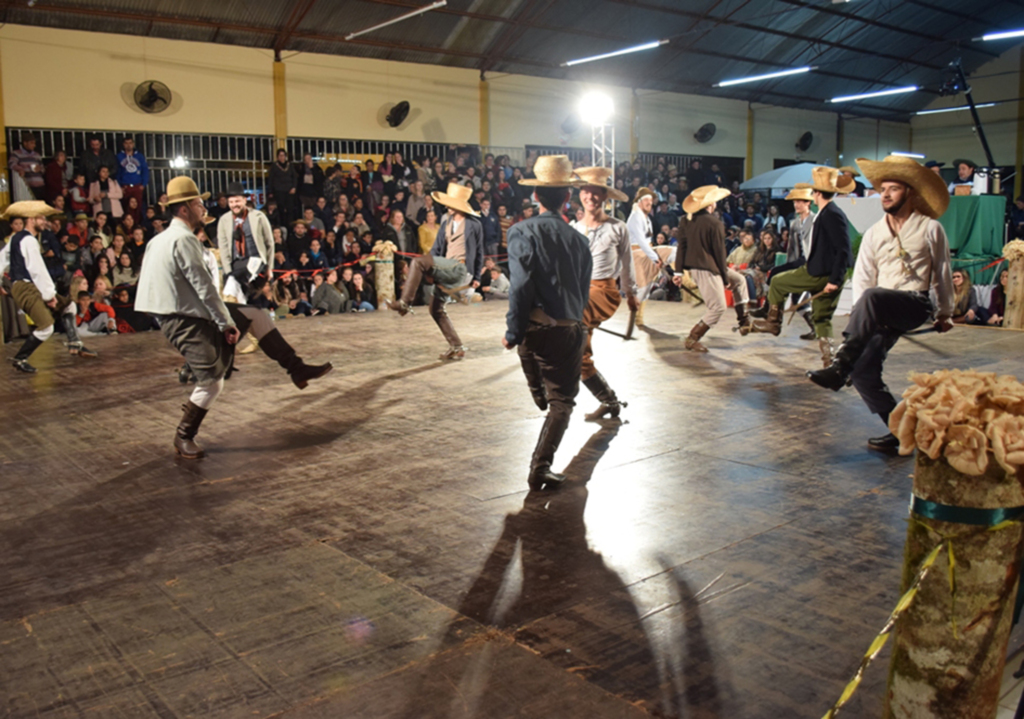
[884,370,1024,719]
[371,240,398,309]
[1003,240,1024,330]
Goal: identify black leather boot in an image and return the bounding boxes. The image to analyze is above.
[528,413,570,490]
[734,304,750,332]
[806,340,864,391]
[518,353,548,411]
[868,433,900,451]
[258,329,333,389]
[11,334,44,373]
[174,401,208,459]
[582,372,626,421]
[799,311,816,341]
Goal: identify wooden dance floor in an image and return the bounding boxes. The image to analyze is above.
[2,300,1022,718]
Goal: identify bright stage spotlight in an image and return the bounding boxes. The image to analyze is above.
[578,91,614,127]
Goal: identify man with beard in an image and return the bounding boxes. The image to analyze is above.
[626,187,665,326]
[807,156,954,451]
[571,165,639,421]
[136,177,332,459]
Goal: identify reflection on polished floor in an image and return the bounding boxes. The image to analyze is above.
[2,300,1022,718]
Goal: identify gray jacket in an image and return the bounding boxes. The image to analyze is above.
[217,208,274,273]
[135,217,234,331]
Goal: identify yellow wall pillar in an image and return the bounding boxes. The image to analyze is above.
[745,105,754,180]
[479,77,490,149]
[1016,47,1024,200]
[273,59,287,151]
[630,90,640,158]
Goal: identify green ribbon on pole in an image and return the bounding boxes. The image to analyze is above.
[911,495,1024,527]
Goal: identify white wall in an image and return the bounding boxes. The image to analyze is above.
[750,105,840,174]
[844,118,913,163]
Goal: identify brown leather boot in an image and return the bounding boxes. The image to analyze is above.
[174,401,208,459]
[385,299,413,316]
[818,337,835,368]
[431,295,466,360]
[527,412,570,490]
[747,304,783,336]
[582,372,626,421]
[258,329,333,389]
[685,320,711,352]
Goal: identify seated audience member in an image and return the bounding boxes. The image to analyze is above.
[311,269,349,315]
[751,230,780,298]
[90,212,114,247]
[79,235,106,275]
[110,286,158,332]
[481,266,509,300]
[128,226,148,261]
[88,166,124,220]
[112,251,138,286]
[307,239,327,270]
[348,271,376,312]
[69,173,91,216]
[951,269,990,325]
[273,271,313,316]
[251,280,278,312]
[68,213,91,247]
[273,249,295,272]
[288,219,311,259]
[383,208,416,256]
[418,208,440,254]
[75,290,117,336]
[321,231,340,266]
[987,268,1008,326]
[61,236,82,274]
[302,207,325,238]
[727,229,758,267]
[103,232,127,269]
[92,276,113,304]
[116,212,137,240]
[124,196,142,224]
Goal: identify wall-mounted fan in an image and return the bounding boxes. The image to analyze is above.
[796,131,814,151]
[694,123,716,143]
[386,101,411,128]
[133,81,172,114]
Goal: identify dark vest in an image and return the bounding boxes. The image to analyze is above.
[8,230,37,284]
[234,214,260,261]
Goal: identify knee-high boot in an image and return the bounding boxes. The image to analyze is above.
[582,371,626,421]
[12,334,45,373]
[60,309,98,358]
[430,294,466,360]
[174,401,208,459]
[518,353,548,410]
[258,329,333,389]
[528,412,570,490]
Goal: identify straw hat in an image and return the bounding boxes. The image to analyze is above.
[519,155,583,188]
[166,176,210,205]
[682,185,731,216]
[431,182,480,217]
[837,166,861,177]
[855,155,950,219]
[573,166,629,202]
[807,166,845,194]
[2,200,62,220]
[785,185,814,201]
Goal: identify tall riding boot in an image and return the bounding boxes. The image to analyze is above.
[174,401,208,459]
[799,310,816,341]
[747,304,783,336]
[11,334,45,373]
[818,337,835,368]
[387,256,433,315]
[518,353,548,411]
[635,300,646,327]
[582,371,626,421]
[258,329,333,389]
[734,304,750,332]
[806,339,865,391]
[61,312,98,358]
[431,295,466,360]
[528,412,570,490]
[685,320,712,352]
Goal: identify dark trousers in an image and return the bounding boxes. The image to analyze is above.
[518,323,586,425]
[846,288,932,417]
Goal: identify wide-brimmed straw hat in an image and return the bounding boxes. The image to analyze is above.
[682,185,731,216]
[166,176,210,205]
[2,200,62,220]
[573,166,629,202]
[837,166,861,177]
[519,155,584,188]
[856,155,950,219]
[808,166,845,194]
[431,182,480,217]
[785,185,814,201]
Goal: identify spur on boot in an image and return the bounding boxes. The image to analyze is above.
[68,342,98,359]
[386,299,413,316]
[439,345,467,361]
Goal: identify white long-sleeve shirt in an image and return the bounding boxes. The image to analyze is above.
[626,205,659,262]
[572,217,637,296]
[0,234,56,301]
[852,211,954,320]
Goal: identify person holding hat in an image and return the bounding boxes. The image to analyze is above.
[949,159,977,194]
[135,176,332,459]
[386,181,483,361]
[807,155,954,451]
[503,155,592,490]
[571,165,639,421]
[1,200,99,372]
[671,185,745,351]
[626,186,668,326]
[745,167,853,366]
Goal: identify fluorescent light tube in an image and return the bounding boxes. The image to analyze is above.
[891,152,926,159]
[830,85,917,103]
[915,103,997,115]
[715,66,813,87]
[346,1,447,41]
[979,29,1024,41]
[563,40,668,67]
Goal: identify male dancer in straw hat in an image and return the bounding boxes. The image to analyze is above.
[781,183,817,340]
[217,181,274,354]
[136,176,332,459]
[1,200,98,372]
[503,155,592,490]
[808,156,953,451]
[626,187,663,326]
[386,182,483,361]
[671,185,743,352]
[745,167,853,368]
[571,166,638,420]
